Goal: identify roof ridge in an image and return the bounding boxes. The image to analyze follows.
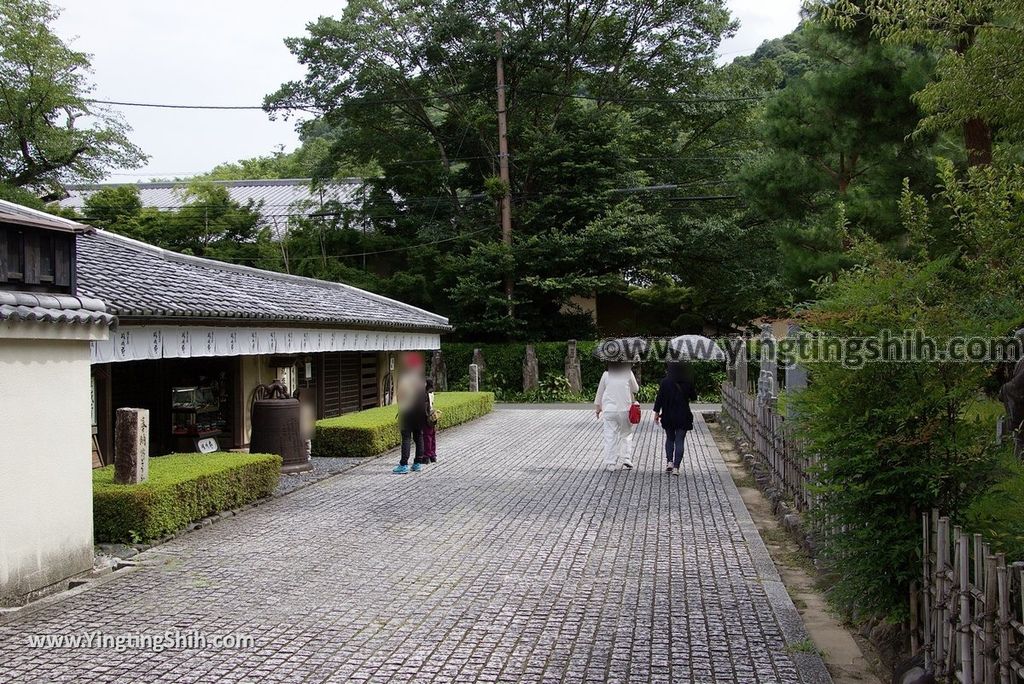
[91,229,449,325]
[66,178,363,190]
[0,198,92,233]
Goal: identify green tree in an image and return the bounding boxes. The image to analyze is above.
[819,0,1024,165]
[264,0,774,339]
[0,0,145,199]
[738,20,934,297]
[195,122,379,182]
[81,183,275,264]
[81,185,145,236]
[794,158,1024,618]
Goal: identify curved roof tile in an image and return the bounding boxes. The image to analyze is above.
[76,230,450,332]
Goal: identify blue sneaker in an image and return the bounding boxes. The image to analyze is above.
[392,464,409,474]
[411,463,423,472]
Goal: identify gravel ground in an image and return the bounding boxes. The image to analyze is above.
[273,455,376,497]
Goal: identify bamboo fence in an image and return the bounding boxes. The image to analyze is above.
[721,380,1024,683]
[720,381,816,513]
[915,512,1024,683]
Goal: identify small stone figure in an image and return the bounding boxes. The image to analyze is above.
[430,350,448,392]
[999,328,1024,458]
[565,340,583,394]
[523,345,539,392]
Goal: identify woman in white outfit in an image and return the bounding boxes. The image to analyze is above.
[594,362,640,471]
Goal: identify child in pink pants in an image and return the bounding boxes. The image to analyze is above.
[423,379,438,463]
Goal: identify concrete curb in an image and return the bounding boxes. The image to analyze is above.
[696,416,834,684]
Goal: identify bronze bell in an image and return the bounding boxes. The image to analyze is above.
[250,380,311,473]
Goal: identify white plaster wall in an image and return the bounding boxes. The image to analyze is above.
[0,337,95,604]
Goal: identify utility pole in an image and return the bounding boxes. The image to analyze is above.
[496,29,514,316]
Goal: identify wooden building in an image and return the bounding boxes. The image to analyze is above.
[76,229,449,460]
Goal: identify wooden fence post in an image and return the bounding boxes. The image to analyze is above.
[960,531,973,684]
[973,533,984,684]
[985,554,998,684]
[936,517,948,675]
[997,555,1010,684]
[922,512,932,669]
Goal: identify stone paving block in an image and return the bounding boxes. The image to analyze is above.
[0,409,829,683]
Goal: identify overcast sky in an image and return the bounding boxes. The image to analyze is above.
[54,0,802,182]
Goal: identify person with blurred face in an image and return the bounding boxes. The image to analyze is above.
[594,361,639,472]
[393,352,428,474]
[653,362,698,475]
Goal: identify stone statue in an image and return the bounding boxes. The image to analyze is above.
[999,328,1024,458]
[565,340,582,394]
[523,345,539,392]
[757,324,777,406]
[430,350,448,391]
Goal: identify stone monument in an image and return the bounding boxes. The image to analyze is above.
[430,350,448,391]
[114,407,150,485]
[565,340,583,394]
[523,345,539,392]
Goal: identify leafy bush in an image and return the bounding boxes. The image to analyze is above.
[636,384,659,403]
[441,341,726,400]
[498,375,589,403]
[793,257,1002,619]
[93,453,281,543]
[314,391,494,458]
[790,162,1024,620]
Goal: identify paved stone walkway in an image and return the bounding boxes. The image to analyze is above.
[0,409,830,684]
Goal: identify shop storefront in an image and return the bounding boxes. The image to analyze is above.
[78,230,449,462]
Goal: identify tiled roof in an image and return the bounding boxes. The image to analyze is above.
[58,178,363,221]
[0,291,116,327]
[76,230,450,331]
[0,199,91,233]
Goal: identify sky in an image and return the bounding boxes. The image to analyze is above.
[53,0,803,182]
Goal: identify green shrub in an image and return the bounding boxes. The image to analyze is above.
[93,453,281,543]
[441,341,726,400]
[313,391,494,458]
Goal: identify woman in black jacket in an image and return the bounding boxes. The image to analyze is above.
[652,362,698,475]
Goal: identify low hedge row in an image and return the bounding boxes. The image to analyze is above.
[93,453,281,543]
[313,391,494,458]
[441,341,728,400]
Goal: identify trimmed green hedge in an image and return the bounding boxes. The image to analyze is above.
[441,341,727,401]
[314,391,494,458]
[93,453,281,543]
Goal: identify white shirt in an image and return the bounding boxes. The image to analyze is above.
[396,373,425,413]
[594,370,639,412]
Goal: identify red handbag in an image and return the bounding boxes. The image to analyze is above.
[628,402,641,425]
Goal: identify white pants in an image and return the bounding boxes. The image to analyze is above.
[602,411,634,466]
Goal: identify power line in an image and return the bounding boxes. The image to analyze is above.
[86,88,488,112]
[209,225,497,263]
[516,88,767,104]
[87,99,312,112]
[85,87,764,112]
[68,183,731,214]
[100,152,749,179]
